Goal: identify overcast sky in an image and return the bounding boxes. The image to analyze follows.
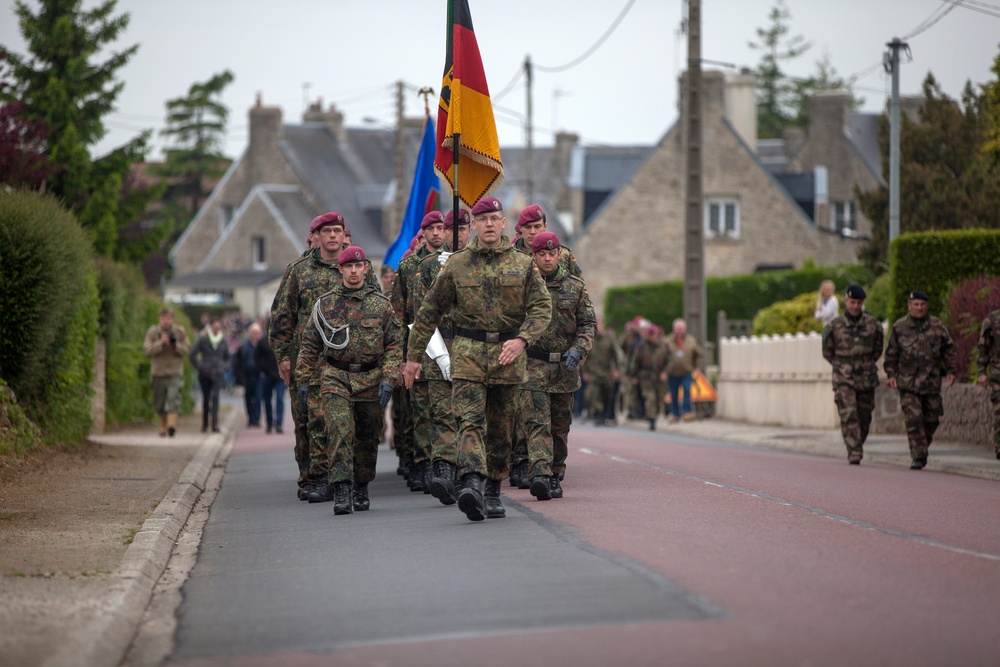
[2,0,998,161]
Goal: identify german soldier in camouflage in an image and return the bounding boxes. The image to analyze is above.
[413,208,472,505]
[522,232,596,500]
[513,204,583,278]
[629,324,668,430]
[884,291,957,470]
[821,285,885,464]
[402,197,552,522]
[296,246,401,514]
[977,309,1000,460]
[583,318,623,426]
[270,212,349,501]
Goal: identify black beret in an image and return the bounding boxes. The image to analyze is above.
[845,285,867,299]
[908,290,930,301]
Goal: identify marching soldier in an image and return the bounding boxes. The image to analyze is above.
[513,204,582,278]
[522,232,596,500]
[296,246,401,514]
[977,308,1000,460]
[821,285,885,464]
[584,317,623,426]
[402,196,551,522]
[629,324,667,430]
[884,290,957,469]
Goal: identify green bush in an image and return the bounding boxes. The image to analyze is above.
[0,189,99,444]
[604,264,874,344]
[889,229,1000,324]
[751,292,824,336]
[0,378,43,455]
[864,273,892,322]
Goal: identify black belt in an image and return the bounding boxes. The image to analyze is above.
[440,329,454,340]
[327,356,381,373]
[526,348,563,363]
[454,327,519,343]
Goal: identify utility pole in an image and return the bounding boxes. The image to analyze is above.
[524,55,534,203]
[684,0,706,344]
[885,38,908,244]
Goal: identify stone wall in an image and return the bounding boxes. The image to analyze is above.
[89,338,106,435]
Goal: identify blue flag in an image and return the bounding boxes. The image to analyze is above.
[384,117,440,269]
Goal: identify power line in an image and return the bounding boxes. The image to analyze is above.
[534,0,637,73]
[903,0,963,40]
[952,0,1000,18]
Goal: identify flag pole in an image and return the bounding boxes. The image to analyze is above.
[452,132,460,251]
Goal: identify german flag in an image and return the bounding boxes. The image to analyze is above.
[434,0,504,207]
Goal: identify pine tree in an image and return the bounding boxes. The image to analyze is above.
[749,0,811,139]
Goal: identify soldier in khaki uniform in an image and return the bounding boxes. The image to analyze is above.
[522,232,596,500]
[821,285,885,464]
[629,324,668,430]
[884,290,957,470]
[296,246,401,514]
[403,197,551,522]
[143,306,191,437]
[977,308,1000,460]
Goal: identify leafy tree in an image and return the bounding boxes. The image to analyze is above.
[0,0,161,259]
[983,48,1000,166]
[749,0,811,139]
[0,55,54,188]
[857,72,1000,272]
[157,70,235,220]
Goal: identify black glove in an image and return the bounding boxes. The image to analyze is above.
[563,349,583,373]
[297,386,308,411]
[379,382,393,409]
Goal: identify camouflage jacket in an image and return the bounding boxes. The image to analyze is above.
[269,247,376,374]
[977,309,1000,383]
[523,265,597,393]
[628,338,667,381]
[407,235,552,384]
[585,330,622,385]
[514,237,583,278]
[884,314,957,394]
[295,283,401,401]
[822,311,884,390]
[389,246,432,327]
[411,247,457,382]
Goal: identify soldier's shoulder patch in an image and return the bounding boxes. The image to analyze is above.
[565,275,586,287]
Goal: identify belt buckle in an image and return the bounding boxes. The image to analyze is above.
[486,332,499,343]
[548,352,562,363]
[349,363,362,372]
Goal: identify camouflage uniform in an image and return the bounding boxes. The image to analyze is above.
[414,247,460,467]
[584,329,622,423]
[628,336,668,422]
[407,234,551,482]
[884,314,957,463]
[822,311,885,461]
[269,247,376,491]
[296,282,401,486]
[514,237,583,278]
[390,247,433,482]
[522,264,596,479]
[977,310,1000,458]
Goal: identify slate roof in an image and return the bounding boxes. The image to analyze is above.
[846,112,884,184]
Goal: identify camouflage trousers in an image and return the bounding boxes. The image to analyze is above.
[585,379,617,422]
[289,382,315,488]
[410,381,433,466]
[420,379,458,464]
[452,379,517,481]
[510,389,530,468]
[392,385,415,470]
[899,391,943,461]
[989,381,1000,454]
[833,386,875,458]
[640,379,664,421]
[311,394,383,485]
[522,389,574,478]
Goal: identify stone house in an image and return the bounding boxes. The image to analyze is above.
[571,70,878,313]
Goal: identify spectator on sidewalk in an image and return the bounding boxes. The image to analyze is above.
[234,322,263,428]
[977,308,1000,460]
[256,322,285,434]
[662,318,703,423]
[814,280,839,326]
[143,306,191,437]
[190,319,231,433]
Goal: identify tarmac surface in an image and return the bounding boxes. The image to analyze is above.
[0,403,997,666]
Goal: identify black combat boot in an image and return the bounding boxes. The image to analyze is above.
[297,482,315,501]
[307,481,335,503]
[429,460,457,505]
[333,482,353,515]
[516,461,531,490]
[509,460,523,487]
[484,479,506,519]
[353,483,370,512]
[457,473,486,522]
[529,475,552,501]
[410,461,427,492]
[549,475,564,499]
[422,462,433,495]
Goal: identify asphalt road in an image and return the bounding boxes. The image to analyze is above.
[165,421,1000,667]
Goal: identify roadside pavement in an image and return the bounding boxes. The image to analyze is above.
[1,402,997,667]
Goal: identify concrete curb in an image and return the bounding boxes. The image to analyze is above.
[42,409,240,667]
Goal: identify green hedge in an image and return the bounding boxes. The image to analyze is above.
[888,229,1000,324]
[751,292,823,336]
[605,264,874,344]
[0,189,99,444]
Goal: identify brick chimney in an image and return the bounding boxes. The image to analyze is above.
[723,72,758,153]
[248,93,282,185]
[303,98,345,143]
[808,90,850,143]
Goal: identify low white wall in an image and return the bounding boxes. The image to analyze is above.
[717,332,838,429]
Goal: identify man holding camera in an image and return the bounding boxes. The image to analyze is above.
[143,306,191,437]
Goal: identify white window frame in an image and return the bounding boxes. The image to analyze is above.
[252,235,266,270]
[830,200,857,235]
[705,198,740,238]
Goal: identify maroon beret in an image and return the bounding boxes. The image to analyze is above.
[420,211,446,229]
[408,236,419,252]
[337,245,366,266]
[518,204,545,227]
[310,211,345,233]
[471,197,503,216]
[401,249,413,259]
[531,231,561,253]
[444,208,471,229]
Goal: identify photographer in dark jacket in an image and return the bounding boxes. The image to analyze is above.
[256,321,285,434]
[234,323,263,428]
[189,319,231,432]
